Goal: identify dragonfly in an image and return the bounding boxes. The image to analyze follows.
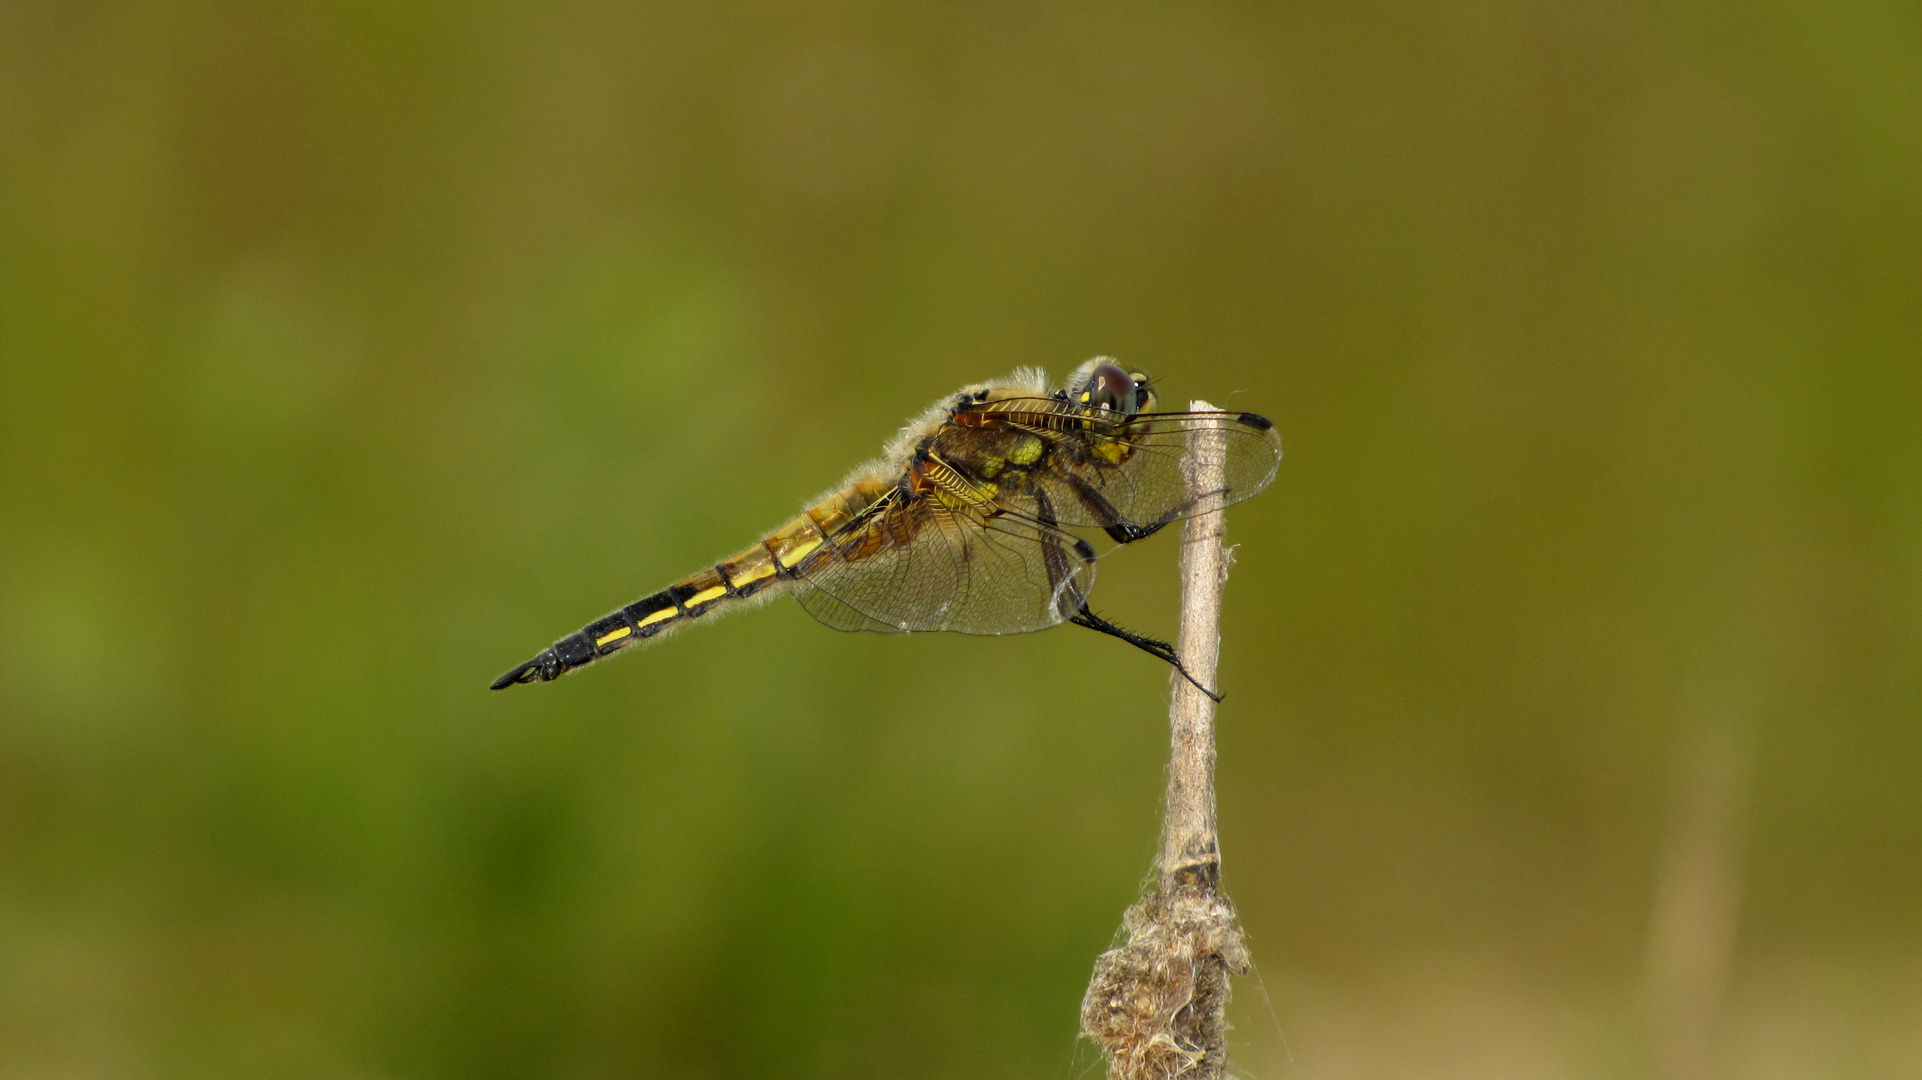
[491,359,1281,695]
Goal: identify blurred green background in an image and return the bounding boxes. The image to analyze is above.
[3,1,1918,1077]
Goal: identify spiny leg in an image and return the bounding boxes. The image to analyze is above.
[1058,471,1176,545]
[1056,469,1235,546]
[1102,519,1170,544]
[1028,485,1212,698]
[1069,605,1222,702]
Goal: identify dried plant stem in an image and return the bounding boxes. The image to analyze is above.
[1081,401,1251,1080]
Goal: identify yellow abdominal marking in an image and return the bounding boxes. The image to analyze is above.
[1006,436,1043,465]
[686,585,728,607]
[729,561,778,586]
[778,537,823,567]
[1092,440,1126,464]
[594,626,633,647]
[636,607,678,629]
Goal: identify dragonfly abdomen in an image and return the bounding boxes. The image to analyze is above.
[490,559,784,688]
[489,478,894,689]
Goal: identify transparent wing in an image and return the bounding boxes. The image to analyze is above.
[932,399,1282,533]
[791,494,1096,636]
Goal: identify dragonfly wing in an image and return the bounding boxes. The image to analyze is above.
[934,400,1282,533]
[793,585,910,634]
[791,495,1097,636]
[939,507,1098,634]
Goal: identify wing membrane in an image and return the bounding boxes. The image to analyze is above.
[792,495,1095,636]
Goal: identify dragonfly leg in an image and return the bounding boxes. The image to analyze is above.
[1102,519,1171,544]
[1061,472,1177,546]
[1069,605,1222,702]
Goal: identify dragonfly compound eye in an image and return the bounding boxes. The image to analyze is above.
[1080,363,1138,415]
[1129,372,1154,414]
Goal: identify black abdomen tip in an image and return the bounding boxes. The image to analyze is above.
[490,665,530,690]
[490,651,554,690]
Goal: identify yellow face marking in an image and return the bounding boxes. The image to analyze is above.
[636,607,678,629]
[686,585,727,607]
[728,560,778,586]
[595,625,633,647]
[777,536,823,568]
[1006,436,1043,465]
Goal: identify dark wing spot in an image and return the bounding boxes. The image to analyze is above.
[1237,412,1274,431]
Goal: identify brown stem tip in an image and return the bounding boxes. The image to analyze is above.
[1081,887,1252,1080]
[1079,400,1254,1080]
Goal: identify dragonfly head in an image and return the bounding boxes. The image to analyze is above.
[1074,359,1155,416]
